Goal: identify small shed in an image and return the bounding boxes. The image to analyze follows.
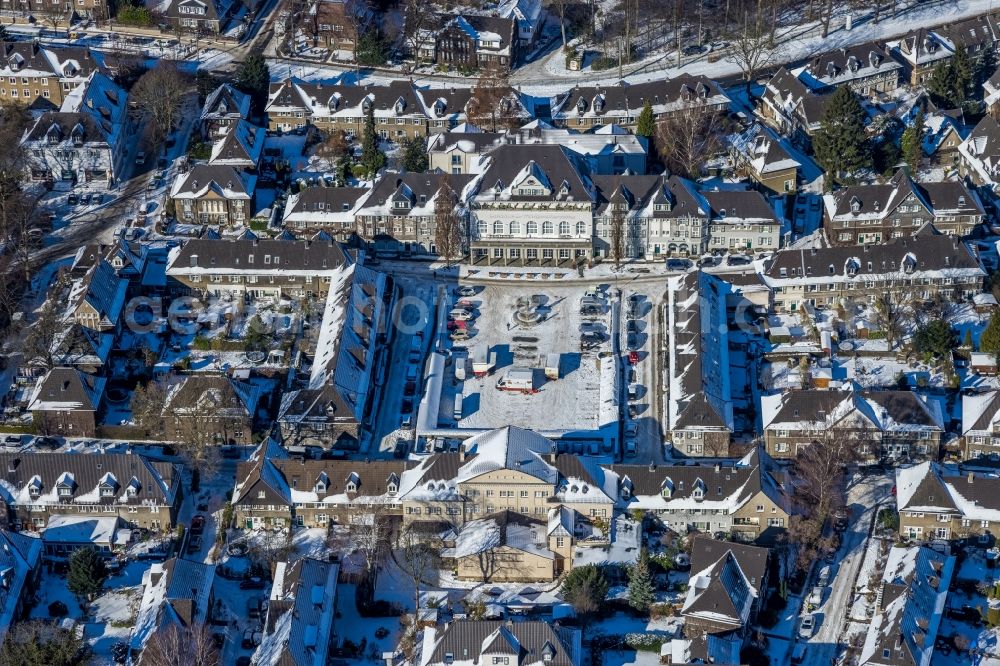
[971,352,998,376]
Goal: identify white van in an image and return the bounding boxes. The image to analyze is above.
[818,565,831,587]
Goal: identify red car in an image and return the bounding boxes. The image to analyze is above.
[628,351,639,365]
[447,320,468,331]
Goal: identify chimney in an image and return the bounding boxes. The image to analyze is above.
[969,471,975,484]
[648,462,656,472]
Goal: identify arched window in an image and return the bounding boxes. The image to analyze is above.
[542,221,553,235]
[493,221,504,235]
[510,221,520,234]
[558,221,570,235]
[576,221,587,235]
[526,221,538,234]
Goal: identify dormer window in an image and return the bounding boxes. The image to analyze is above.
[316,482,327,494]
[850,196,861,214]
[29,486,40,498]
[661,477,673,498]
[593,97,604,113]
[100,485,114,497]
[346,481,357,492]
[576,97,586,114]
[58,486,72,497]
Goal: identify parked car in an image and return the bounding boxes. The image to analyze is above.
[666,258,691,271]
[447,320,467,331]
[3,435,21,445]
[241,629,262,649]
[186,535,202,554]
[448,308,473,321]
[455,286,477,297]
[628,351,639,365]
[67,194,78,206]
[135,151,146,165]
[404,380,417,396]
[81,193,92,205]
[727,254,752,266]
[696,256,718,268]
[798,614,815,639]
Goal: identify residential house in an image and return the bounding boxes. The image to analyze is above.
[199,83,251,139]
[858,546,955,666]
[0,530,41,641]
[265,79,428,139]
[730,123,802,195]
[643,175,712,258]
[959,115,1000,193]
[671,537,769,663]
[161,374,261,446]
[822,170,985,245]
[427,127,506,174]
[23,72,130,188]
[797,42,902,96]
[27,367,106,437]
[170,164,256,226]
[282,186,370,237]
[550,75,730,131]
[761,229,986,312]
[130,558,216,659]
[759,67,833,145]
[429,15,518,69]
[65,259,128,333]
[49,324,112,373]
[353,172,475,256]
[592,174,664,260]
[0,451,181,533]
[468,144,594,266]
[416,620,582,666]
[417,87,475,133]
[299,0,374,53]
[498,0,544,48]
[232,454,412,529]
[895,461,1000,541]
[166,0,238,35]
[985,68,1000,118]
[0,42,100,109]
[893,29,954,85]
[253,558,338,666]
[40,515,126,560]
[607,448,791,543]
[921,113,968,168]
[960,390,1000,461]
[208,119,264,172]
[666,272,734,456]
[935,13,1000,62]
[761,388,944,461]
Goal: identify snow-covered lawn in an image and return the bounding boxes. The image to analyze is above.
[292,527,329,559]
[335,583,403,661]
[600,650,662,666]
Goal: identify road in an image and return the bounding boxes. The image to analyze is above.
[799,472,894,666]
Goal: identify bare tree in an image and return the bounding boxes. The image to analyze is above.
[350,499,393,591]
[872,289,911,351]
[466,64,522,132]
[246,528,293,569]
[654,102,727,179]
[547,0,571,48]
[130,381,168,438]
[131,61,191,147]
[397,523,442,613]
[434,176,463,267]
[727,8,776,92]
[609,188,626,269]
[401,0,439,72]
[140,623,220,666]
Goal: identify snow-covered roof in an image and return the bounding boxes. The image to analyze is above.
[457,426,558,484]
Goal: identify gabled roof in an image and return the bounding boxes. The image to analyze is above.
[476,144,593,203]
[682,548,756,628]
[209,119,265,166]
[170,163,255,200]
[27,367,105,412]
[162,374,261,418]
[255,558,338,666]
[457,426,557,484]
[201,83,251,122]
[421,620,582,666]
[167,238,349,275]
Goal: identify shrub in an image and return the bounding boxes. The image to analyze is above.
[624,633,666,651]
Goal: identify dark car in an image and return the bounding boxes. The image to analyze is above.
[666,258,691,271]
[190,515,206,534]
[67,194,78,206]
[727,254,752,266]
[35,436,60,450]
[401,398,413,414]
[239,576,266,590]
[186,535,202,554]
[404,380,417,396]
[696,256,718,268]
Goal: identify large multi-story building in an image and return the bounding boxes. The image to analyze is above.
[169,164,255,226]
[797,41,902,97]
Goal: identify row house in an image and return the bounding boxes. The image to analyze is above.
[704,189,781,254]
[0,43,99,108]
[669,538,770,664]
[858,546,954,666]
[199,83,251,140]
[281,185,371,237]
[822,170,985,246]
[0,451,181,534]
[277,261,389,449]
[549,75,730,131]
[417,621,582,666]
[166,0,238,35]
[606,449,791,543]
[254,558,338,666]
[469,144,594,266]
[666,272,734,457]
[27,367,105,437]
[353,172,475,256]
[892,29,954,85]
[759,67,833,146]
[960,390,1000,462]
[761,229,986,313]
[986,69,1000,119]
[921,112,968,168]
[23,72,131,188]
[895,461,1000,542]
[265,79,428,139]
[797,41,902,97]
[65,259,128,334]
[0,0,108,20]
[427,124,648,176]
[166,238,353,299]
[592,175,664,260]
[761,388,944,461]
[935,13,1000,62]
[421,15,518,69]
[499,0,544,48]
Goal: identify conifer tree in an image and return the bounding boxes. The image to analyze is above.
[635,100,656,137]
[813,86,871,183]
[901,109,925,174]
[627,550,655,612]
[360,104,386,179]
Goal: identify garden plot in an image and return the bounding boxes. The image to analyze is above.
[439,284,616,436]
